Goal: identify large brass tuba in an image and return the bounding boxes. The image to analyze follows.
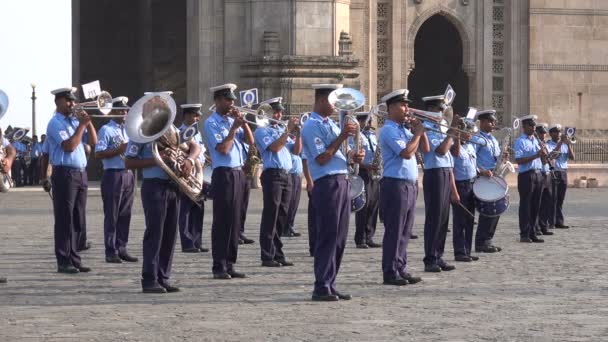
[125,91,205,204]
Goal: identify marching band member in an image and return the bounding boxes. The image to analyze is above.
[421,95,458,273]
[535,123,554,236]
[203,83,254,279]
[471,110,504,253]
[43,87,97,274]
[178,103,208,253]
[125,100,200,293]
[301,83,364,301]
[254,97,300,267]
[0,132,15,284]
[514,115,545,243]
[10,135,26,187]
[302,152,316,257]
[378,89,424,286]
[283,140,303,238]
[95,97,138,263]
[547,124,575,229]
[450,120,480,262]
[239,140,255,245]
[28,135,41,185]
[354,112,381,249]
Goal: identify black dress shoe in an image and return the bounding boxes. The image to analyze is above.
[335,291,352,300]
[213,273,232,280]
[410,234,419,239]
[400,273,422,284]
[142,286,167,294]
[227,270,246,278]
[241,237,255,244]
[438,262,456,271]
[289,230,302,237]
[105,255,122,263]
[470,255,480,261]
[356,243,369,249]
[57,265,79,274]
[383,276,408,286]
[197,247,210,253]
[75,265,91,273]
[312,293,339,301]
[520,237,532,243]
[366,241,382,248]
[0,277,7,284]
[182,247,200,253]
[79,241,92,251]
[262,260,282,267]
[424,265,442,273]
[276,259,294,266]
[455,255,472,262]
[555,224,569,229]
[159,283,180,293]
[476,245,498,253]
[530,236,544,243]
[491,246,502,252]
[238,239,245,245]
[541,230,554,236]
[119,253,138,262]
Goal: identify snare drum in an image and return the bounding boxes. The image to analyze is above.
[473,176,509,217]
[350,175,366,212]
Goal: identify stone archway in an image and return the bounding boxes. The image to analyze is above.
[407,14,469,114]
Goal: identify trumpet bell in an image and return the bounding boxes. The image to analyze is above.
[512,118,520,130]
[96,91,114,115]
[300,112,310,126]
[328,88,366,112]
[126,92,177,143]
[0,89,8,120]
[370,103,388,118]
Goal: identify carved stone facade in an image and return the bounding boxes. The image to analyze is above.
[73,0,607,132]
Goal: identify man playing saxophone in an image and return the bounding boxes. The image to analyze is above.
[354,112,381,249]
[95,97,138,264]
[203,83,254,280]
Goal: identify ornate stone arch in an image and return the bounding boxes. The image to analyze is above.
[405,5,474,77]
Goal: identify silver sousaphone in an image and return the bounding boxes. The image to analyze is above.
[328,87,367,212]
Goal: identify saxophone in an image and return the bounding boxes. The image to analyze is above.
[493,127,515,178]
[243,143,261,179]
[370,134,383,180]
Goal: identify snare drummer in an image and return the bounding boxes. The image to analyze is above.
[471,109,504,253]
[514,115,545,243]
[178,104,208,253]
[450,119,479,262]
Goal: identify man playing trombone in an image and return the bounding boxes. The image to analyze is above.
[378,89,425,286]
[254,97,300,267]
[95,97,137,264]
[203,83,254,280]
[43,87,97,274]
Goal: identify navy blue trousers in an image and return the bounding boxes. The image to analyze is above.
[518,171,543,239]
[538,172,554,231]
[259,169,291,261]
[423,168,451,266]
[101,169,134,257]
[284,173,302,234]
[211,168,246,274]
[452,179,475,257]
[240,176,251,238]
[307,190,316,256]
[51,166,87,267]
[380,178,416,278]
[553,170,568,226]
[312,175,350,296]
[355,170,380,245]
[178,193,204,250]
[140,179,178,288]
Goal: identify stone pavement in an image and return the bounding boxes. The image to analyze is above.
[1,185,607,341]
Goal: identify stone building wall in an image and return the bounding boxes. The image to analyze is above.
[529,0,608,133]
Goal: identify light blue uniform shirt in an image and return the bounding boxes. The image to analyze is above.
[290,154,302,175]
[422,124,454,169]
[13,141,27,156]
[473,131,500,171]
[379,119,418,181]
[41,139,49,154]
[546,140,570,170]
[179,124,206,165]
[95,120,128,170]
[514,134,542,173]
[30,142,42,159]
[203,112,245,169]
[360,129,378,166]
[45,112,89,168]
[301,112,348,181]
[254,124,293,171]
[453,143,477,181]
[125,141,168,180]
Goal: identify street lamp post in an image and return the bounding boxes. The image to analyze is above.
[31,83,37,136]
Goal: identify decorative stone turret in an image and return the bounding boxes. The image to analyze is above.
[338,31,353,57]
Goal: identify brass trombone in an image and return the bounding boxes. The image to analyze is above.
[208,103,287,128]
[72,91,126,118]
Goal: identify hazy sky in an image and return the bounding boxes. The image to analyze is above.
[0,0,71,137]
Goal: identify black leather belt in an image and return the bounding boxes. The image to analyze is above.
[216,166,242,171]
[382,177,416,185]
[54,166,86,172]
[264,168,289,176]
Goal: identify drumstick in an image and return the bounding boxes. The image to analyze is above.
[455,201,477,224]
